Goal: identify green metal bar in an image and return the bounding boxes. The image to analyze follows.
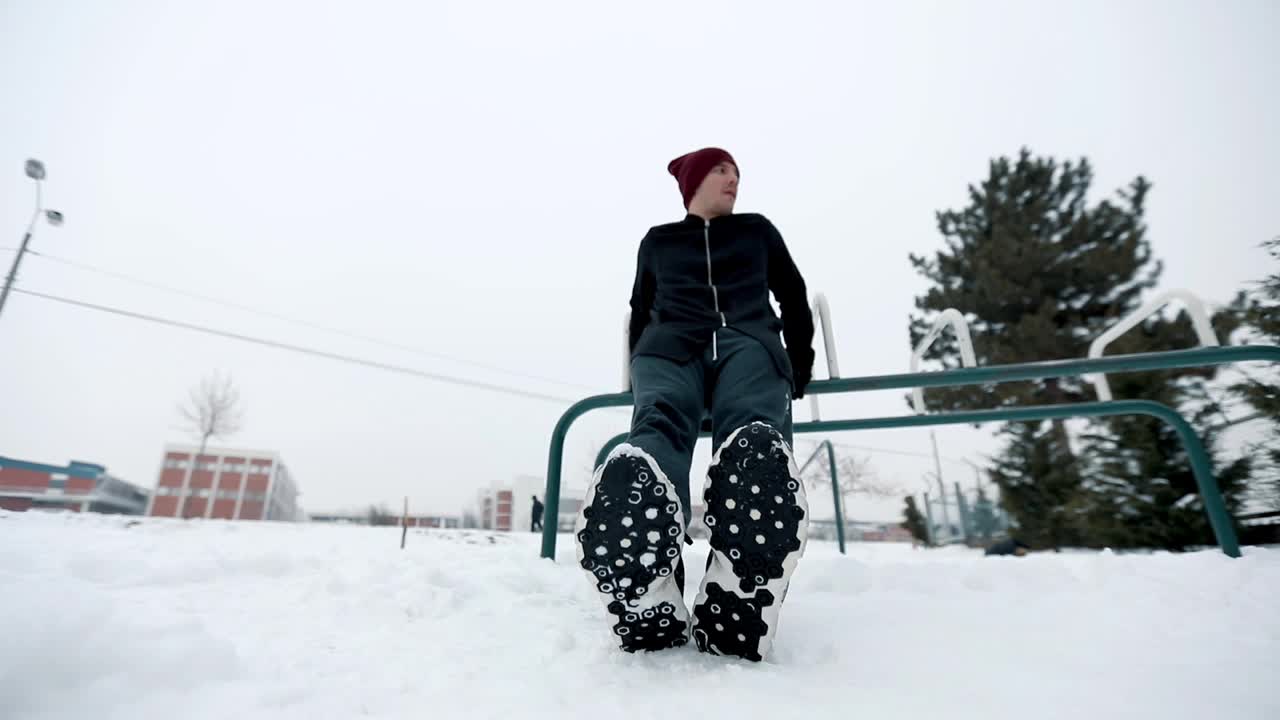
[825,440,845,554]
[805,345,1280,397]
[595,432,629,470]
[599,433,852,555]
[550,400,1242,558]
[584,406,1238,556]
[596,433,850,554]
[797,440,846,555]
[793,400,1239,557]
[582,346,1280,470]
[542,346,1277,560]
[540,393,633,560]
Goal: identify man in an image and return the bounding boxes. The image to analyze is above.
[574,147,814,662]
[984,538,1030,557]
[531,495,544,533]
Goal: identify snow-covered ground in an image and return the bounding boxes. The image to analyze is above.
[2,511,1278,720]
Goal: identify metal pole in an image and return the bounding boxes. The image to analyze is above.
[955,481,972,543]
[930,431,950,542]
[400,497,409,549]
[542,393,634,559]
[0,230,33,319]
[797,440,846,555]
[825,440,845,554]
[923,491,937,546]
[1,178,42,320]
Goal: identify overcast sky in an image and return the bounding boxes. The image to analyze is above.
[2,0,1276,522]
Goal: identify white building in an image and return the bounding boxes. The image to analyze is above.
[474,475,581,532]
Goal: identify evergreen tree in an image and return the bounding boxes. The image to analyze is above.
[908,148,1161,411]
[901,496,929,545]
[909,148,1161,548]
[1230,237,1280,510]
[989,422,1083,549]
[1076,311,1250,550]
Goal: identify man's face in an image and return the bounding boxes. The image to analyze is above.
[690,161,739,216]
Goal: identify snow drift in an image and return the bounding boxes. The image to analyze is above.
[2,511,1277,719]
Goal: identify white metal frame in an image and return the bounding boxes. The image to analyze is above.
[807,292,840,420]
[910,308,977,414]
[1086,289,1219,401]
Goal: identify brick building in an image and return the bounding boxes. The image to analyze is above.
[0,455,148,515]
[147,444,302,521]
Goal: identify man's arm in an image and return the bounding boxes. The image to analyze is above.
[765,221,815,399]
[628,236,655,354]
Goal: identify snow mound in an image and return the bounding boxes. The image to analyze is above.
[1,511,1278,719]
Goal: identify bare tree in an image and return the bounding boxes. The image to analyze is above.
[799,444,897,517]
[178,371,244,454]
[367,504,395,526]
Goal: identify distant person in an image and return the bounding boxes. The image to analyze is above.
[530,495,544,532]
[573,147,814,662]
[984,538,1030,556]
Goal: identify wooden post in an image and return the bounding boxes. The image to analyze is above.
[400,496,408,550]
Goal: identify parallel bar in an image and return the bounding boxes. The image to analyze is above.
[807,346,1279,397]
[825,440,845,554]
[579,403,1239,557]
[797,440,846,555]
[794,400,1239,557]
[595,432,629,470]
[540,393,632,560]
[541,346,1277,559]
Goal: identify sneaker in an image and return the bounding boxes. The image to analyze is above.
[575,444,689,652]
[692,422,808,661]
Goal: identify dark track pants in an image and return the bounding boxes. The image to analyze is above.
[628,328,794,527]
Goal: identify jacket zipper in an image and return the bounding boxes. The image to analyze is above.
[704,219,727,360]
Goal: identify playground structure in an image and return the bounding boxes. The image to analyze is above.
[541,289,1279,560]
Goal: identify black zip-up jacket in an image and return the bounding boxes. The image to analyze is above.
[628,213,815,398]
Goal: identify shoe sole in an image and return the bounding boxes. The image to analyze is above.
[693,422,808,662]
[575,445,689,652]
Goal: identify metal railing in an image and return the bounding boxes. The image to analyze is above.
[910,308,976,414]
[797,440,844,554]
[540,345,1280,560]
[1087,289,1219,402]
[589,432,848,555]
[807,293,840,421]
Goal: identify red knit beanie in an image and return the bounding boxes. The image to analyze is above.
[667,148,737,209]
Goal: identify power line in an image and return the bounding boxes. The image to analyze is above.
[23,249,598,392]
[799,437,986,468]
[10,287,579,405]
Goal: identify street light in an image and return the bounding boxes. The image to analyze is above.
[0,158,65,320]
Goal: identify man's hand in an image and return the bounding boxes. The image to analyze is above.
[791,363,812,400]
